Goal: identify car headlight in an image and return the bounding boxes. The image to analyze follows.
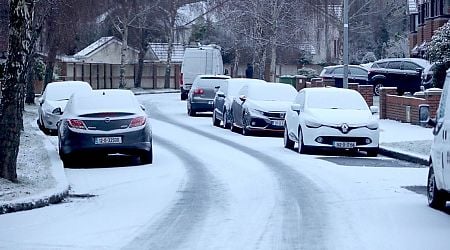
[305,119,322,128]
[52,107,63,115]
[247,108,265,116]
[366,121,378,130]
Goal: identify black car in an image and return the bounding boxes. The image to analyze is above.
[319,65,368,88]
[368,58,431,95]
[58,89,152,166]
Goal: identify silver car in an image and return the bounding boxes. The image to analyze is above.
[37,81,92,135]
[187,75,231,116]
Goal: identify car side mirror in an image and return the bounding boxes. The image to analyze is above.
[416,68,423,74]
[428,118,437,128]
[52,107,63,115]
[39,98,44,106]
[239,95,247,102]
[291,104,301,112]
[369,106,379,115]
[217,91,225,98]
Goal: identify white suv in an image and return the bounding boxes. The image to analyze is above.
[427,73,450,209]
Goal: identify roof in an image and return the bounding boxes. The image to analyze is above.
[147,43,185,63]
[408,0,418,14]
[74,36,139,59]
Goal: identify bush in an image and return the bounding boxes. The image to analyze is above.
[361,52,377,64]
[297,67,319,80]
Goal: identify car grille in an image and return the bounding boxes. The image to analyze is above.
[83,119,132,131]
[262,112,285,119]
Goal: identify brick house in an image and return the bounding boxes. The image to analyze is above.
[408,0,450,57]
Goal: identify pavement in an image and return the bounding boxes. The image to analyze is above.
[0,90,433,214]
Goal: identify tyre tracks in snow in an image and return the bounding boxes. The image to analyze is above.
[142,102,329,250]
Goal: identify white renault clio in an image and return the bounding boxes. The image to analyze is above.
[427,73,450,209]
[284,87,379,156]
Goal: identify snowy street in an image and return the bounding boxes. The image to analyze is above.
[1,93,450,249]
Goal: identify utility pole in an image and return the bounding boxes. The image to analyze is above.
[343,0,349,89]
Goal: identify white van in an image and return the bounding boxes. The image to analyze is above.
[427,72,450,209]
[180,45,224,100]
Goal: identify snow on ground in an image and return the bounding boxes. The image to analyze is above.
[0,105,56,204]
[379,119,433,143]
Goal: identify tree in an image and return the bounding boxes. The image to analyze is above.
[0,0,34,182]
[427,20,450,89]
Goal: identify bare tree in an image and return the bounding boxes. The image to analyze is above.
[0,0,34,181]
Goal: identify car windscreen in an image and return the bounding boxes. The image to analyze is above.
[46,85,89,101]
[248,85,296,101]
[196,78,228,88]
[307,91,368,110]
[74,95,139,114]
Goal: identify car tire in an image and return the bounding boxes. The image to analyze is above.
[230,115,239,133]
[427,165,447,210]
[373,82,384,96]
[223,108,231,129]
[284,125,295,150]
[140,147,153,165]
[188,105,196,117]
[242,114,252,136]
[213,110,220,127]
[297,127,308,154]
[181,92,187,100]
[38,116,50,135]
[366,148,378,157]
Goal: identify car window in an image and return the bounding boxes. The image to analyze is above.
[332,67,344,74]
[438,76,450,120]
[196,78,228,89]
[349,67,367,75]
[387,61,402,69]
[324,68,334,74]
[372,62,387,68]
[402,62,420,71]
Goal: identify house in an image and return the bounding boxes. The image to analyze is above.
[59,37,185,89]
[408,0,450,57]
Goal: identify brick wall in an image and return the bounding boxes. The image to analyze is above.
[417,25,424,45]
[380,87,442,124]
[359,85,373,106]
[424,21,433,42]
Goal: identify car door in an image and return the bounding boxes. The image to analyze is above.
[431,78,449,189]
[349,66,368,85]
[385,61,403,88]
[401,61,422,93]
[214,85,227,120]
[286,91,305,141]
[232,86,248,127]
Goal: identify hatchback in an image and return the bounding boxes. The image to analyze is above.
[187,74,231,116]
[284,87,379,156]
[58,89,152,166]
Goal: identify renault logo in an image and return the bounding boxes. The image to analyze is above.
[104,117,111,123]
[341,123,349,134]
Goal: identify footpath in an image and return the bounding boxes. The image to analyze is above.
[0,89,434,214]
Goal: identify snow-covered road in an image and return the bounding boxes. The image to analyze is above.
[1,93,450,250]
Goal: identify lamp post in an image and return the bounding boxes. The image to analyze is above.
[343,0,349,89]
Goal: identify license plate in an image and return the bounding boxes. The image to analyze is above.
[333,141,356,148]
[271,120,284,126]
[95,137,122,144]
[208,101,214,105]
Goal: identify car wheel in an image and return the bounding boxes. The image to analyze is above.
[230,113,239,132]
[140,147,153,165]
[188,105,196,117]
[213,110,220,127]
[297,127,308,154]
[427,165,447,209]
[223,108,231,129]
[181,92,187,100]
[284,125,295,150]
[374,83,384,96]
[366,148,378,157]
[242,114,252,136]
[38,116,50,135]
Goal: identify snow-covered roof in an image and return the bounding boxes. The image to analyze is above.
[147,43,185,63]
[74,37,116,58]
[408,0,418,14]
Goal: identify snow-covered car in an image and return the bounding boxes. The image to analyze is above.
[230,82,297,135]
[212,78,267,128]
[37,81,92,134]
[284,87,379,156]
[187,74,231,116]
[58,89,152,166]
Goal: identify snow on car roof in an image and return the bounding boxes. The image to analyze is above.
[197,74,231,79]
[304,87,368,110]
[247,82,297,101]
[68,89,142,116]
[44,81,92,101]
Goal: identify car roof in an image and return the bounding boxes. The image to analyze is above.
[324,64,366,70]
[301,87,360,95]
[196,74,231,79]
[46,81,92,89]
[226,78,266,84]
[374,58,431,68]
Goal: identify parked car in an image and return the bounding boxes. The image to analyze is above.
[230,82,297,135]
[37,81,92,135]
[58,89,152,166]
[284,87,379,156]
[368,58,431,96]
[421,63,437,90]
[180,45,224,100]
[319,65,368,87]
[187,74,231,116]
[426,70,450,210]
[212,78,267,128]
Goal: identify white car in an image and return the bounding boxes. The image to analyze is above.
[427,71,450,209]
[37,81,92,134]
[284,87,379,156]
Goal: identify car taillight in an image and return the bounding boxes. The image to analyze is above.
[68,119,86,130]
[193,88,204,95]
[129,116,146,128]
[180,73,184,87]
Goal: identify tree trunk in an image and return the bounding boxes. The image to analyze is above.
[135,27,147,88]
[269,38,277,82]
[25,54,35,104]
[0,0,34,182]
[164,26,174,89]
[119,22,128,89]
